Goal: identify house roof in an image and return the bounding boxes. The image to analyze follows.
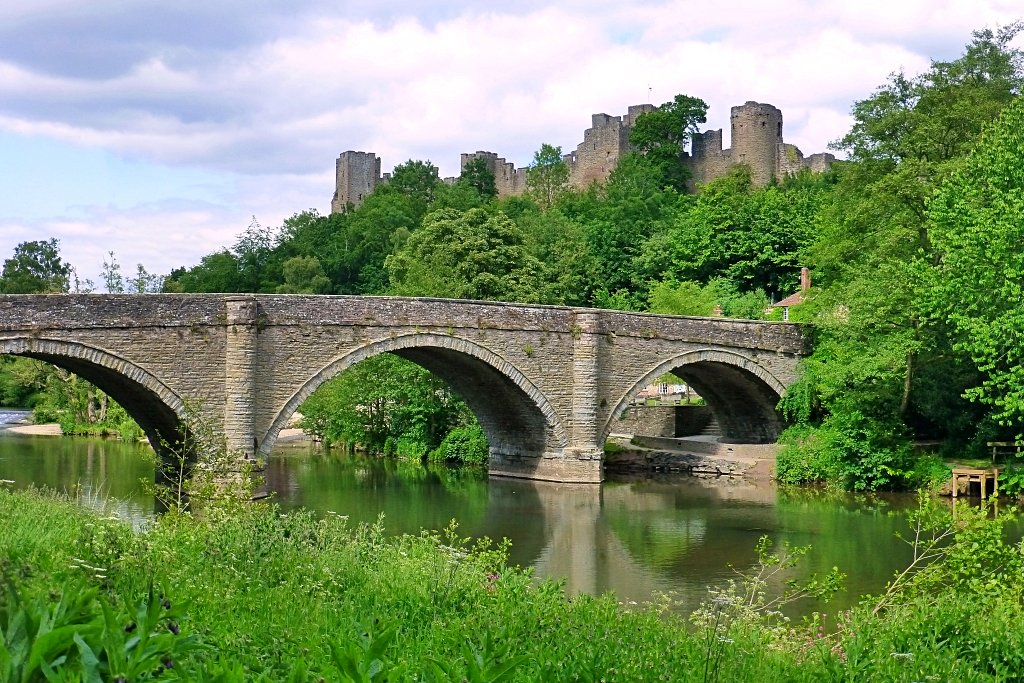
[773,292,804,308]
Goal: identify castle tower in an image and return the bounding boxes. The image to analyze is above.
[729,102,783,186]
[331,151,381,213]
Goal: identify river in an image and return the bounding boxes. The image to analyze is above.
[0,409,925,617]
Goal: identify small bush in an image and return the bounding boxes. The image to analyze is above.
[429,424,489,466]
[777,412,914,491]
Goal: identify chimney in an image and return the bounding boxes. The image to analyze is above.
[800,267,811,293]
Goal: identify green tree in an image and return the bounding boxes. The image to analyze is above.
[169,250,243,293]
[386,207,543,303]
[561,158,688,306]
[779,26,1024,485]
[233,217,281,292]
[277,256,332,294]
[458,157,498,199]
[647,279,716,316]
[647,278,769,319]
[298,354,471,458]
[628,94,708,190]
[0,239,71,294]
[526,144,569,209]
[382,159,441,222]
[515,207,598,306]
[926,97,1024,435]
[638,166,826,297]
[101,251,125,293]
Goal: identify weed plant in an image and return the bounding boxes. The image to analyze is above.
[3,485,1024,680]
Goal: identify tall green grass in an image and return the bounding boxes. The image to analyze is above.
[3,486,1024,681]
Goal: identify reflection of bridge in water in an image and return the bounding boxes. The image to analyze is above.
[500,477,781,610]
[0,294,808,482]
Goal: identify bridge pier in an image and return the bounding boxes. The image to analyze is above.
[488,451,603,483]
[485,311,607,483]
[224,297,258,459]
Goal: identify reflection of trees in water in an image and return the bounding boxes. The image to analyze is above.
[478,478,548,568]
[0,434,153,521]
[773,488,918,599]
[270,450,493,538]
[1,439,952,618]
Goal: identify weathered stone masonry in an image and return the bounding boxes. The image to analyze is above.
[0,294,809,483]
[332,101,833,208]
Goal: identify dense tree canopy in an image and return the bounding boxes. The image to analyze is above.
[628,94,708,190]
[458,157,498,200]
[927,96,1024,434]
[776,25,1024,488]
[0,239,71,294]
[386,207,543,303]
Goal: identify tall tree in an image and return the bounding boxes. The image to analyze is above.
[926,97,1024,436]
[0,239,71,294]
[382,159,441,222]
[526,144,569,209]
[778,25,1024,486]
[233,217,280,292]
[458,157,498,199]
[386,207,542,303]
[629,94,708,190]
[100,251,125,293]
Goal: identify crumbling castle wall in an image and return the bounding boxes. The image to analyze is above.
[684,101,836,188]
[564,104,656,188]
[460,151,529,196]
[331,101,834,210]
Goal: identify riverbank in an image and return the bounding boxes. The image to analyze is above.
[0,420,311,442]
[4,486,1024,680]
[0,421,63,436]
[605,433,777,480]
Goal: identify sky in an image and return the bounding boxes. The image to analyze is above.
[1,1,1021,288]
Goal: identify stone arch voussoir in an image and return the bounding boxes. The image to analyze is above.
[602,348,787,442]
[261,333,569,456]
[0,336,186,420]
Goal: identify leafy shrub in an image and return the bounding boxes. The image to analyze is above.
[429,424,489,466]
[777,411,914,490]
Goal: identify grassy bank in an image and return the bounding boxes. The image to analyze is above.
[3,487,1024,681]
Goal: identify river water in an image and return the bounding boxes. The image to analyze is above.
[0,410,925,616]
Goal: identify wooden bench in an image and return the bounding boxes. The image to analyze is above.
[951,467,999,500]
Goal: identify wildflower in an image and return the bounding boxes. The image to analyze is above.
[167,621,180,636]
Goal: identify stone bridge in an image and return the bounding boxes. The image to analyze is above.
[0,295,810,483]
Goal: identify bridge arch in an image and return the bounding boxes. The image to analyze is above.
[605,349,787,444]
[0,336,186,455]
[260,332,570,458]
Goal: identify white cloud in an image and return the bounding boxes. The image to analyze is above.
[0,0,1021,275]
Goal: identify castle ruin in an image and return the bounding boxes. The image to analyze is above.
[330,151,386,214]
[685,101,835,187]
[331,101,833,211]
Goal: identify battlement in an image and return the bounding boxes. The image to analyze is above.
[461,151,529,196]
[684,101,834,188]
[330,101,833,209]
